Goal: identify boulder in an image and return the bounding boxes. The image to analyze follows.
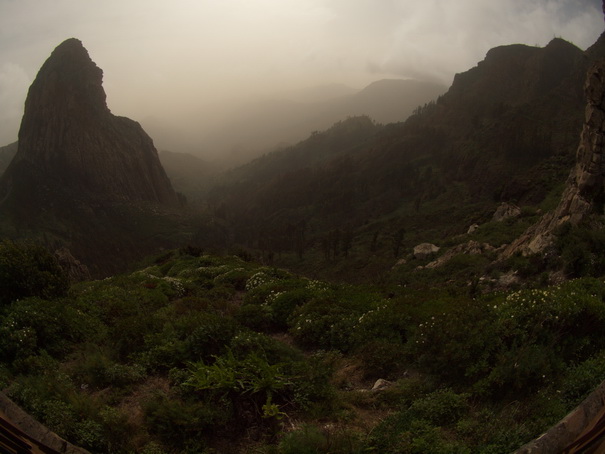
[492,202,521,222]
[498,271,519,287]
[413,243,440,260]
[371,379,394,391]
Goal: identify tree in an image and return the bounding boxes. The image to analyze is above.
[0,240,68,306]
[392,228,406,258]
[370,231,379,253]
[341,228,353,257]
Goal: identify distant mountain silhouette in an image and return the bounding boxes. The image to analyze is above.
[195,78,446,165]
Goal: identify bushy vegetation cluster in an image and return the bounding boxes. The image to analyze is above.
[1,240,605,453]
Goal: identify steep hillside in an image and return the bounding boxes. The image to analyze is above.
[201,37,599,281]
[2,245,605,453]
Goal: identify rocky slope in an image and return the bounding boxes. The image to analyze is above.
[501,55,605,258]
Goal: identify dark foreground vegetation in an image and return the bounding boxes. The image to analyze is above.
[2,239,605,453]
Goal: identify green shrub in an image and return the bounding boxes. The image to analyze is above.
[407,297,499,385]
[186,350,293,422]
[144,392,225,448]
[556,223,605,277]
[408,389,469,426]
[270,288,314,329]
[278,425,327,454]
[235,304,273,331]
[560,353,605,409]
[369,388,470,453]
[229,331,304,365]
[213,267,250,290]
[68,347,144,389]
[71,419,105,451]
[245,271,275,291]
[289,300,358,351]
[183,313,240,361]
[406,278,605,399]
[0,297,102,361]
[0,240,68,306]
[370,416,471,454]
[356,340,405,379]
[277,425,366,454]
[352,300,408,346]
[141,312,240,370]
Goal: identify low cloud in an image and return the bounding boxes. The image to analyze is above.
[0,63,31,144]
[363,0,603,83]
[0,0,602,148]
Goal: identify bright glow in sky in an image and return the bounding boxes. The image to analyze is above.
[0,0,602,148]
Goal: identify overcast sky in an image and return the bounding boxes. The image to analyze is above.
[0,0,603,147]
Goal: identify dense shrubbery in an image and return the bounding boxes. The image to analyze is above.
[556,222,605,277]
[2,249,605,453]
[0,240,68,306]
[409,279,605,397]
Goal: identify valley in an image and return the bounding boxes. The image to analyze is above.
[1,18,605,454]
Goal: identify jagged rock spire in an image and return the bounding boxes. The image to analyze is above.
[1,38,179,206]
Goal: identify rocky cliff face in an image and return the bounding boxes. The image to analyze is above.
[500,58,605,258]
[0,38,179,206]
[0,39,188,276]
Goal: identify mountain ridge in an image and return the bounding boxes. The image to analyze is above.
[192,77,446,165]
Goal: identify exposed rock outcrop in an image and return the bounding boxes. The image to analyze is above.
[371,379,394,391]
[425,240,494,269]
[492,202,521,222]
[500,59,605,259]
[413,243,440,260]
[467,224,479,234]
[0,38,179,206]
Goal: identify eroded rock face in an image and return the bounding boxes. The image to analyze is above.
[0,38,178,206]
[500,60,605,259]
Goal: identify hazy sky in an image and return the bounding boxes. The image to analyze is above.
[0,0,603,148]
